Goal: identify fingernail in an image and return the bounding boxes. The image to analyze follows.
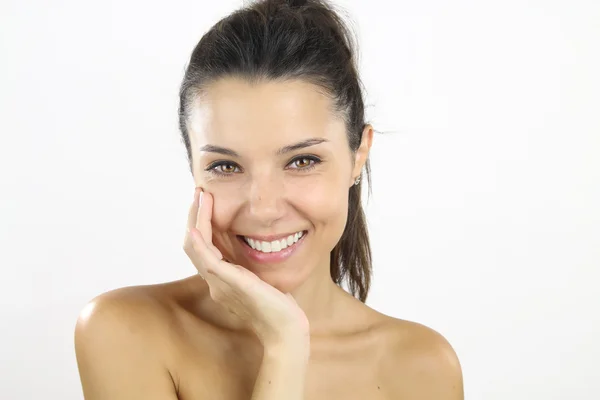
[198,189,203,206]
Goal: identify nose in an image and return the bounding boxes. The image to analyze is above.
[247,173,284,227]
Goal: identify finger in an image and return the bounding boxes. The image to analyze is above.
[190,226,213,277]
[195,190,223,259]
[183,187,201,255]
[190,227,255,289]
[196,189,212,241]
[190,226,221,269]
[186,187,202,235]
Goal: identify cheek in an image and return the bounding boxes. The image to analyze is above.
[207,188,243,232]
[291,177,350,238]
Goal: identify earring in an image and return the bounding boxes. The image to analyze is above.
[354,176,361,186]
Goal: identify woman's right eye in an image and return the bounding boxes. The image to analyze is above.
[206,161,241,176]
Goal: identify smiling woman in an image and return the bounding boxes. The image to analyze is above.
[186,77,369,298]
[74,1,463,399]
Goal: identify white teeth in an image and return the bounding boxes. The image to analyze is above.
[243,231,305,254]
[262,241,272,253]
[271,240,281,252]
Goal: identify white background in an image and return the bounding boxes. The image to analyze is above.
[1,0,599,398]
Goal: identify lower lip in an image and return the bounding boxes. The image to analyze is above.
[237,232,307,264]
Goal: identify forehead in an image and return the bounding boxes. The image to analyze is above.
[188,78,345,146]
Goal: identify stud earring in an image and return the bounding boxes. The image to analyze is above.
[354,176,361,186]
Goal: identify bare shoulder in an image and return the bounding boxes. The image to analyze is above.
[75,280,180,342]
[74,278,195,399]
[378,316,464,399]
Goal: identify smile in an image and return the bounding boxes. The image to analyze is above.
[236,230,308,263]
[241,231,305,253]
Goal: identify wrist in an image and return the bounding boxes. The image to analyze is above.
[263,336,310,361]
[260,324,310,347]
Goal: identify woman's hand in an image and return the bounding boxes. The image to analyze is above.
[183,188,310,347]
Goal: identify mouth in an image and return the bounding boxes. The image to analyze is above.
[237,230,306,253]
[236,230,308,263]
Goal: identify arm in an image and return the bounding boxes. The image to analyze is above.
[251,338,310,400]
[74,292,178,400]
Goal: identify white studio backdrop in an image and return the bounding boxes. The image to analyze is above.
[1,0,599,398]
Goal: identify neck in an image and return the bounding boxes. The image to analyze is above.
[287,255,350,335]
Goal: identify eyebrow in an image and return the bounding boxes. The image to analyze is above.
[199,138,328,157]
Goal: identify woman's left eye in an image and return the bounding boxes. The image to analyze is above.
[288,156,321,170]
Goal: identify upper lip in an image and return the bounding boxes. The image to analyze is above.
[237,231,306,242]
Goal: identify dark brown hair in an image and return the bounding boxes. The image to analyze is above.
[178,0,373,302]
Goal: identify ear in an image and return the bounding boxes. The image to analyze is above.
[350,124,374,187]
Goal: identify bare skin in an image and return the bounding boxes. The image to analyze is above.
[75,275,463,399]
[75,78,463,399]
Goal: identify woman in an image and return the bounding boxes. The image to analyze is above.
[75,0,464,399]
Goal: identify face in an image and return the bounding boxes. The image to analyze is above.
[187,77,372,293]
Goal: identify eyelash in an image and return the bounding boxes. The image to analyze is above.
[205,155,322,177]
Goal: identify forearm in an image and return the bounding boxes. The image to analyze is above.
[251,339,310,400]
